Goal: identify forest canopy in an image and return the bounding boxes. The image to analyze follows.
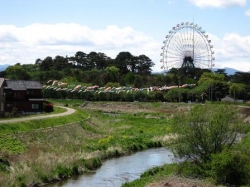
[1,50,250,102]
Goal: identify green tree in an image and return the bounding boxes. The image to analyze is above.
[214,68,229,81]
[115,51,134,74]
[197,72,229,101]
[53,55,69,70]
[6,63,31,80]
[134,75,143,88]
[124,72,135,85]
[22,64,40,81]
[74,51,89,69]
[231,72,250,85]
[136,55,154,75]
[35,58,42,64]
[152,91,164,101]
[229,83,245,99]
[97,52,109,70]
[170,104,242,169]
[209,150,250,185]
[105,66,119,82]
[198,72,225,85]
[164,88,180,102]
[86,51,98,70]
[39,56,53,71]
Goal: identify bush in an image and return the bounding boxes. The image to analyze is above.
[12,107,18,117]
[0,157,10,172]
[44,102,54,113]
[4,112,11,118]
[209,150,250,186]
[170,104,243,169]
[83,158,102,170]
[53,165,74,179]
[141,166,164,177]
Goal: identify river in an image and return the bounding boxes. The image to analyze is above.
[46,147,177,187]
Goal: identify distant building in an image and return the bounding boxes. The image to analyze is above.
[221,95,235,102]
[0,78,45,117]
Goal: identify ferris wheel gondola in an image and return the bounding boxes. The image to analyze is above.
[161,22,215,70]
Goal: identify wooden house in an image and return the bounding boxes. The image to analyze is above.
[0,78,45,116]
[0,78,6,116]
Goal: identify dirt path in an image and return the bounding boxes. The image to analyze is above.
[0,106,76,123]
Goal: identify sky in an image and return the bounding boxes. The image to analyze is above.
[0,0,250,73]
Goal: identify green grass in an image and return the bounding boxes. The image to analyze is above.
[51,105,67,113]
[48,99,85,108]
[0,108,88,135]
[122,164,179,187]
[1,101,249,187]
[0,136,27,154]
[81,110,171,151]
[239,132,250,149]
[0,101,174,187]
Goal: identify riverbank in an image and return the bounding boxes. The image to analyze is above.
[123,164,223,187]
[146,176,218,187]
[0,100,185,187]
[122,104,250,187]
[1,101,249,187]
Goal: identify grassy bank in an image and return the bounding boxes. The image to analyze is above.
[122,163,220,187]
[122,104,250,187]
[2,101,249,187]
[0,100,176,187]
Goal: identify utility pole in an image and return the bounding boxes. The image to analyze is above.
[210,85,213,102]
[234,89,235,101]
[178,77,181,103]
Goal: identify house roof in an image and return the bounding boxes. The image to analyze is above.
[5,80,42,91]
[221,95,235,102]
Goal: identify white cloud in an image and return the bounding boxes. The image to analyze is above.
[0,23,250,73]
[188,0,247,8]
[0,23,159,66]
[210,33,250,71]
[246,9,250,16]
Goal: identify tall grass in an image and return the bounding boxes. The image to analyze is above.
[0,101,176,186]
[122,164,178,187]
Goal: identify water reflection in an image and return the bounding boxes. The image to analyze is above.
[47,147,177,187]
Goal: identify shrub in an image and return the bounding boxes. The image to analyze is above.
[53,165,73,179]
[44,102,54,113]
[12,107,18,117]
[170,104,243,169]
[0,157,10,172]
[141,166,164,177]
[83,158,102,170]
[209,150,250,186]
[4,112,11,118]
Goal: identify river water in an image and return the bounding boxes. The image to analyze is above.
[47,147,177,187]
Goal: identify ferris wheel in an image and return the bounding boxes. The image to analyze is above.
[160,22,215,70]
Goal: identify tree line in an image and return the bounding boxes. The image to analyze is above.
[37,51,155,75]
[1,50,250,102]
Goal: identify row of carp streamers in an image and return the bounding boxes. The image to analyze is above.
[43,80,196,94]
